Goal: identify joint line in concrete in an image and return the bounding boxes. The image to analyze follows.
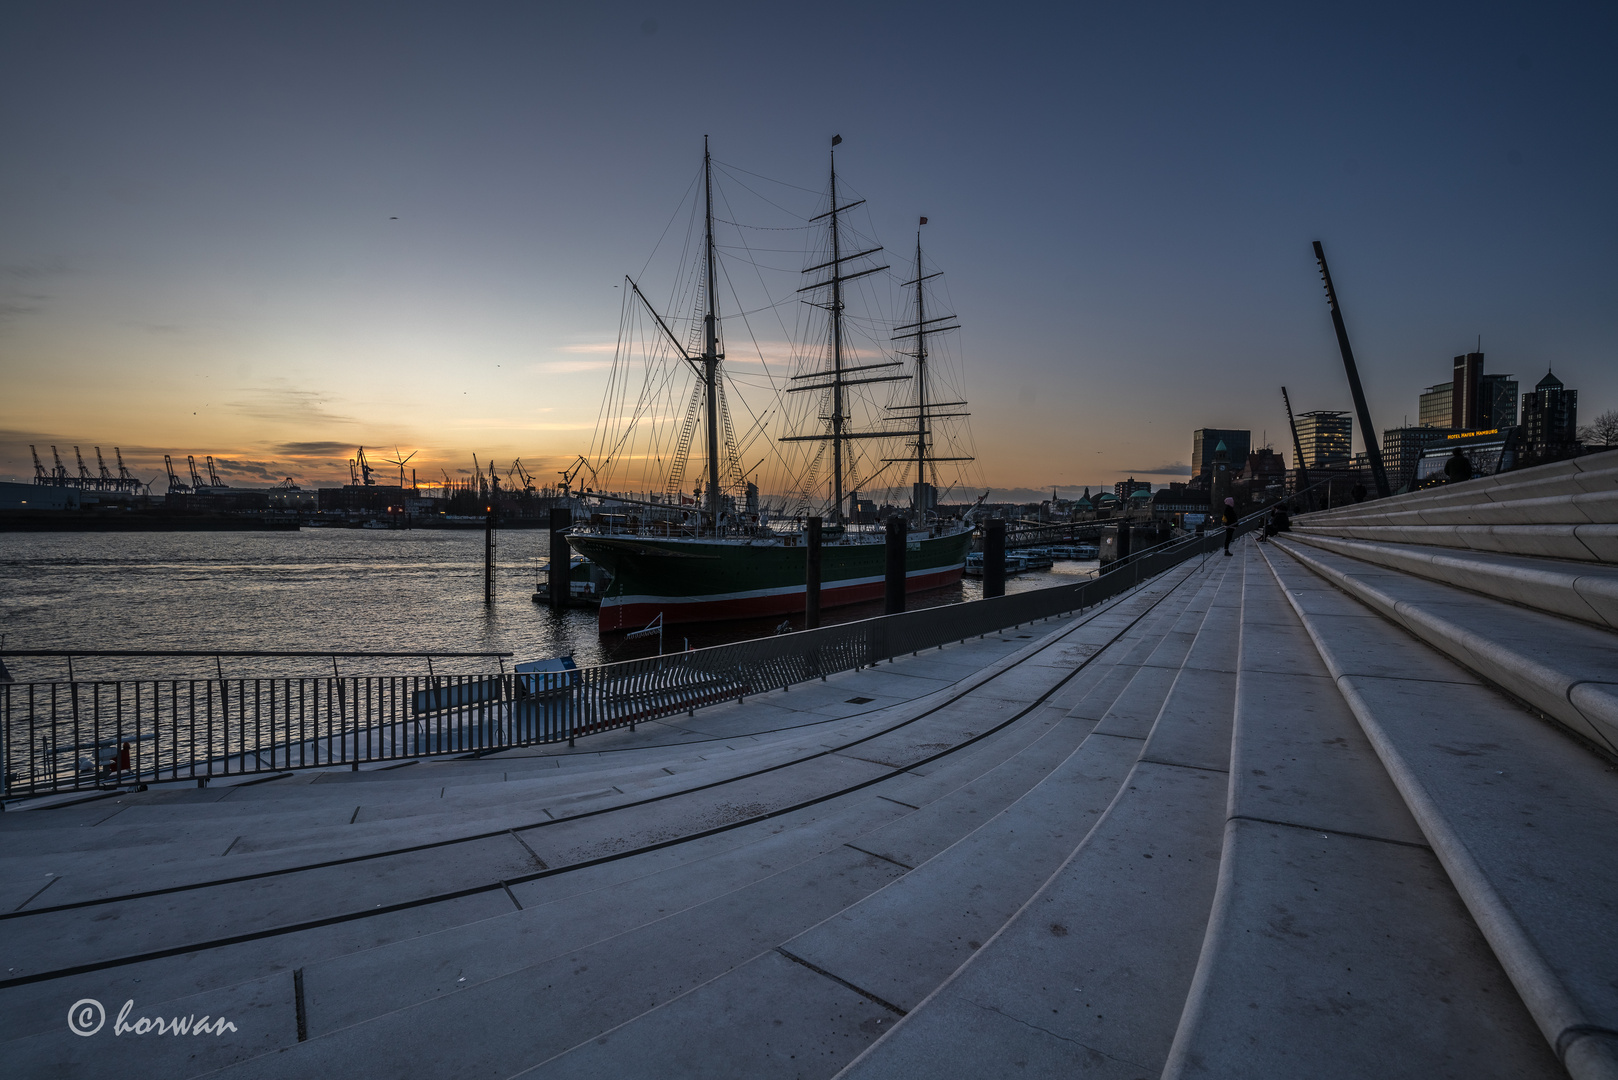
[774,947,908,1016]
[844,844,913,870]
[509,829,547,869]
[1227,813,1432,850]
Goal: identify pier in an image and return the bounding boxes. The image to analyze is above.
[1,449,1614,1079]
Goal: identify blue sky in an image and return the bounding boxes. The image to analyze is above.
[3,1,1613,501]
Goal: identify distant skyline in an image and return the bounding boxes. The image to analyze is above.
[3,2,1614,503]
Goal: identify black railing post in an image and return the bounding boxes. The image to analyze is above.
[884,516,907,615]
[805,516,822,630]
[984,519,1006,599]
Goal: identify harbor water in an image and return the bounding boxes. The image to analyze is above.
[0,530,1097,683]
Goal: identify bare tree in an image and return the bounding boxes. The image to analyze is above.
[1578,410,1618,448]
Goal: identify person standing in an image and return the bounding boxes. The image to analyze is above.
[1445,448,1473,484]
[1221,497,1237,556]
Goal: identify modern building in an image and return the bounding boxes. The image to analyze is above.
[1416,427,1523,486]
[1294,411,1353,470]
[1383,427,1452,492]
[1419,382,1454,428]
[1114,478,1151,499]
[1482,373,1519,427]
[1191,429,1251,478]
[1521,369,1579,466]
[1451,352,1485,429]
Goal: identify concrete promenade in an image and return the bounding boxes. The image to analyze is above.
[2,449,1614,1079]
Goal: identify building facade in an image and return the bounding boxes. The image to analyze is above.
[1113,478,1151,498]
[1419,383,1453,428]
[1191,429,1251,478]
[1383,426,1451,492]
[1521,370,1579,466]
[1294,411,1353,469]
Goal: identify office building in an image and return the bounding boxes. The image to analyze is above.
[1191,429,1251,478]
[1114,478,1151,499]
[1521,370,1579,465]
[1481,374,1519,427]
[1419,383,1453,428]
[1295,411,1353,469]
[1451,352,1485,429]
[1383,427,1451,492]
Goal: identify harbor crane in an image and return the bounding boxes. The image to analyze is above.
[30,446,47,483]
[115,448,135,483]
[508,459,537,494]
[558,455,596,498]
[164,455,189,493]
[75,447,93,483]
[187,455,206,490]
[355,447,377,486]
[51,447,70,484]
[95,447,112,481]
[206,456,225,488]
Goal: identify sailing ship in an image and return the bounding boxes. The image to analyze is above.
[568,137,978,631]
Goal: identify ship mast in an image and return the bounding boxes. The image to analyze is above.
[782,135,907,524]
[702,137,723,532]
[889,221,966,523]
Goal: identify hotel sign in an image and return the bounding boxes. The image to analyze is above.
[1447,428,1499,440]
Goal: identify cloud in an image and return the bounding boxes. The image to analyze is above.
[0,262,69,327]
[1120,462,1193,476]
[227,381,355,425]
[271,441,356,458]
[559,342,619,354]
[531,358,617,374]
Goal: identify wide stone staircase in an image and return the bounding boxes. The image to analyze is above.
[1,451,1613,1079]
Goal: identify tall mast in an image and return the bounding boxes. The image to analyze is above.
[828,147,845,523]
[703,137,722,531]
[911,228,927,519]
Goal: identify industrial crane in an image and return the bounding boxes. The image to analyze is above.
[75,447,93,483]
[558,455,595,498]
[355,447,377,486]
[95,448,112,481]
[206,456,225,488]
[51,447,69,484]
[187,455,206,490]
[30,446,47,483]
[164,455,189,493]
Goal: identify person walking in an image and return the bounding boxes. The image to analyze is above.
[1221,496,1237,556]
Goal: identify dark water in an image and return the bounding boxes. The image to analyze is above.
[0,531,1095,681]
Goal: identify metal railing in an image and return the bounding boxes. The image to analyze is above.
[1,520,1261,799]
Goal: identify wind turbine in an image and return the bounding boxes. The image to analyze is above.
[384,448,417,489]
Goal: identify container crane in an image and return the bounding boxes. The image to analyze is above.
[75,447,93,484]
[95,447,112,482]
[164,455,189,493]
[30,446,47,484]
[206,456,225,488]
[51,447,70,484]
[187,455,206,490]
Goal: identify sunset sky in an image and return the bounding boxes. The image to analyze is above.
[3,2,1614,503]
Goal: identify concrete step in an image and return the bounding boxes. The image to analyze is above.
[1162,545,1561,1079]
[1272,536,1618,756]
[831,553,1242,1078]
[1286,532,1618,631]
[1266,543,1618,1080]
[1292,448,1618,563]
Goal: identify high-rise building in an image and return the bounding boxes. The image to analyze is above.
[1481,373,1519,427]
[1419,383,1453,428]
[1191,429,1251,478]
[1114,478,1150,499]
[1382,427,1450,492]
[1521,370,1579,465]
[1451,352,1485,429]
[1295,411,1353,469]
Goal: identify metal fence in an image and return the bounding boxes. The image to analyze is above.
[1,518,1261,798]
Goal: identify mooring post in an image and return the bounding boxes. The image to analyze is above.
[805,516,822,630]
[884,515,907,615]
[484,507,495,605]
[548,508,572,609]
[984,519,1006,599]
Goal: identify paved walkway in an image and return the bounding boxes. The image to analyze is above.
[2,453,1613,1080]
